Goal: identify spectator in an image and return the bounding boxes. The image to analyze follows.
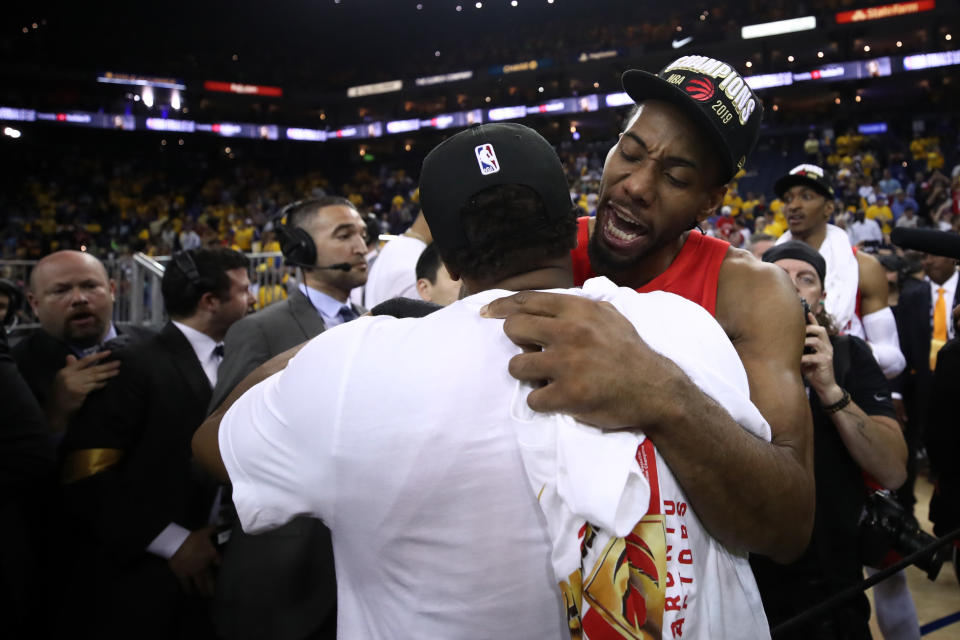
[414,243,462,306]
[891,190,920,222]
[13,251,154,431]
[363,209,433,308]
[61,248,253,638]
[878,169,902,196]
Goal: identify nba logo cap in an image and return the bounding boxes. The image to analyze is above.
[621,55,764,182]
[419,123,572,251]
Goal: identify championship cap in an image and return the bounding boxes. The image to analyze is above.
[621,55,764,182]
[761,241,827,285]
[774,164,835,199]
[419,123,572,251]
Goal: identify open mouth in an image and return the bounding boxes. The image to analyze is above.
[600,202,649,249]
[68,312,96,324]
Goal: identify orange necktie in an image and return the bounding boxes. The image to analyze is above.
[931,287,947,370]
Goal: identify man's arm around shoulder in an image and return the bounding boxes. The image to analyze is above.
[482,255,815,562]
[194,342,308,482]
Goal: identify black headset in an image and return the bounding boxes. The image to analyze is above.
[171,249,219,301]
[275,200,319,268]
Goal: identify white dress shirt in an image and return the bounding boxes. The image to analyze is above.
[929,270,959,340]
[298,284,356,328]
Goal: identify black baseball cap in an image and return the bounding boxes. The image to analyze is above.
[774,164,835,199]
[621,54,764,182]
[419,123,572,251]
[762,241,827,285]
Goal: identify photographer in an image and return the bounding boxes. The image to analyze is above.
[752,241,907,639]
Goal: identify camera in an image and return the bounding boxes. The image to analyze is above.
[858,490,949,580]
[800,298,815,354]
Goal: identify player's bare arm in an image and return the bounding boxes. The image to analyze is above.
[193,342,307,481]
[483,257,815,562]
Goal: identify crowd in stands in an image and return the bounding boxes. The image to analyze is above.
[2,123,958,327]
[696,129,960,251]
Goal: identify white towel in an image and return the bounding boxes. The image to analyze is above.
[778,224,861,335]
[512,277,771,639]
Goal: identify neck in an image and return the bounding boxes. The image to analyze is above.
[302,273,349,303]
[175,314,225,342]
[462,260,573,295]
[793,224,827,250]
[597,231,690,290]
[404,215,431,244]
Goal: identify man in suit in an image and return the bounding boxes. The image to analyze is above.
[13,250,154,432]
[894,251,959,510]
[61,248,253,638]
[209,197,367,640]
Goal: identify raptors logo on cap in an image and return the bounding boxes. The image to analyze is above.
[684,77,715,102]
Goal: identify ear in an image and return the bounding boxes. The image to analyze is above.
[26,291,38,313]
[416,278,431,302]
[698,185,728,222]
[108,278,117,303]
[198,291,218,313]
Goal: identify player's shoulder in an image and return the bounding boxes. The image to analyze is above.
[719,245,795,298]
[716,246,803,343]
[855,249,888,292]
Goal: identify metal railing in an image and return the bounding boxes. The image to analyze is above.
[1,251,290,332]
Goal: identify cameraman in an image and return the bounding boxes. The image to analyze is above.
[751,241,907,639]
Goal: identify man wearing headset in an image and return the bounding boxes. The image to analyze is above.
[61,248,252,637]
[208,196,367,640]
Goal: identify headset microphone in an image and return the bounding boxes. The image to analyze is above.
[315,262,353,272]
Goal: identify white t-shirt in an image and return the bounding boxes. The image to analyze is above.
[220,278,769,639]
[362,234,426,308]
[847,218,883,246]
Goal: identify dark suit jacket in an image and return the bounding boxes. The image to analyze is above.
[893,277,960,427]
[0,328,57,635]
[12,323,155,409]
[926,337,960,536]
[210,289,327,410]
[210,288,357,640]
[61,323,218,635]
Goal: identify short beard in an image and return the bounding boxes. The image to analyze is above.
[63,321,106,349]
[587,226,642,276]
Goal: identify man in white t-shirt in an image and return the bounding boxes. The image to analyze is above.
[362,210,432,308]
[847,209,884,247]
[194,124,770,639]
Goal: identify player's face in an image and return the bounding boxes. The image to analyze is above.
[592,100,724,274]
[783,185,831,236]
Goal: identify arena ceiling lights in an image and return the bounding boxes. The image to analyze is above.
[741,16,817,40]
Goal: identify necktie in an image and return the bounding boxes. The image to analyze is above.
[931,288,947,370]
[338,305,359,324]
[213,343,225,358]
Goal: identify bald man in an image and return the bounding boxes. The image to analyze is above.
[13,250,154,431]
